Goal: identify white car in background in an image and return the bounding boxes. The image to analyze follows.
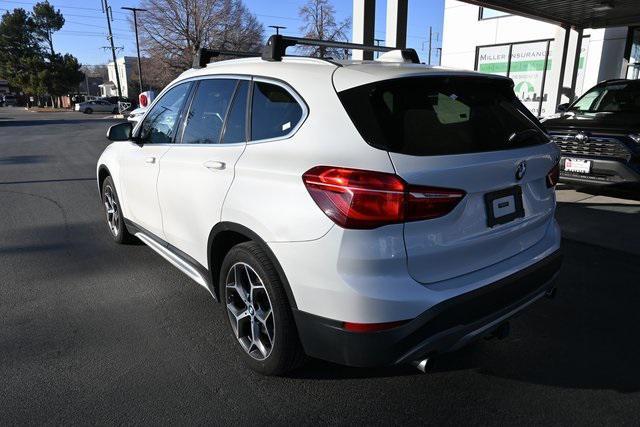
[97,36,562,375]
[75,99,118,114]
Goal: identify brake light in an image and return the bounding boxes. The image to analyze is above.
[546,162,560,188]
[302,166,465,229]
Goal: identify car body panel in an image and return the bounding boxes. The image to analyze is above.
[117,142,171,238]
[158,143,246,267]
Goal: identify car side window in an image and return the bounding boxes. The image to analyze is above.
[251,82,303,141]
[221,80,249,144]
[181,79,237,144]
[139,83,191,144]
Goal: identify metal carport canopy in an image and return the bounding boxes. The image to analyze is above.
[459,0,640,28]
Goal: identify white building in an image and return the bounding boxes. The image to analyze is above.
[441,0,639,116]
[99,56,138,99]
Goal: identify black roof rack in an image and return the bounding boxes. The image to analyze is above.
[193,48,260,68]
[261,35,420,64]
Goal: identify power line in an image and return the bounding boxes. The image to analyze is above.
[2,0,128,15]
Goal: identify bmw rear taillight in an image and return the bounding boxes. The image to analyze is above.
[546,163,560,188]
[302,166,465,229]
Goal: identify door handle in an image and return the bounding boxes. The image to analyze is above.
[145,157,156,164]
[203,160,226,170]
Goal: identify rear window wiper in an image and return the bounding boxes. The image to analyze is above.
[507,129,546,145]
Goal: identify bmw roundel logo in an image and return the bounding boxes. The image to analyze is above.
[516,161,527,180]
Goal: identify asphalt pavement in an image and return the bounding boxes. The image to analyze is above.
[1,107,639,425]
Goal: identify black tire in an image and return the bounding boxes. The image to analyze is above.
[84,108,92,114]
[219,241,304,376]
[101,176,134,244]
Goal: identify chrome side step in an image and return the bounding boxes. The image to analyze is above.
[135,232,214,298]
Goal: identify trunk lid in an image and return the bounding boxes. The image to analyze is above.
[391,146,557,283]
[335,72,559,283]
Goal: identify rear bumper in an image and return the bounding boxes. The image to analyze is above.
[293,249,562,367]
[560,156,640,185]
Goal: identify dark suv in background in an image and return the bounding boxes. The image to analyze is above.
[541,79,640,187]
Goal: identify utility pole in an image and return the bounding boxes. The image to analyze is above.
[428,26,432,66]
[122,7,147,94]
[102,0,122,99]
[319,6,324,58]
[268,25,286,35]
[437,47,442,66]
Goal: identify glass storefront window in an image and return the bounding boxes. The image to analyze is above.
[479,7,511,20]
[509,41,550,116]
[476,37,590,117]
[476,45,510,76]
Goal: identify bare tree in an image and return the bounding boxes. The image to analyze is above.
[298,0,351,59]
[136,0,263,87]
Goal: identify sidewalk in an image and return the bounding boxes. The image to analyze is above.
[556,186,640,256]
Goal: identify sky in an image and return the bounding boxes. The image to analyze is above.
[0,0,445,66]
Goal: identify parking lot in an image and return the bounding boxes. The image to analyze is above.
[1,107,639,424]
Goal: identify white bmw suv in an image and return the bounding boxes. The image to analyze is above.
[97,36,562,375]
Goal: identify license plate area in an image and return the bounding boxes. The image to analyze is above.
[484,186,524,227]
[564,158,591,174]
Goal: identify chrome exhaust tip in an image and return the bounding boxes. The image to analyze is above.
[411,357,431,373]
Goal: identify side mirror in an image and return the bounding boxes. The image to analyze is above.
[106,122,133,141]
[556,103,570,113]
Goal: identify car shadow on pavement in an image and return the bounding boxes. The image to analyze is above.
[430,239,640,393]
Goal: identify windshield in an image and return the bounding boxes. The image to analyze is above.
[570,83,640,113]
[338,76,547,156]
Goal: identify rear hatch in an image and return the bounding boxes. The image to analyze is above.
[336,73,559,283]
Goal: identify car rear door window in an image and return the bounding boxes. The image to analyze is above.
[139,82,192,144]
[251,82,303,141]
[221,80,249,144]
[181,79,238,144]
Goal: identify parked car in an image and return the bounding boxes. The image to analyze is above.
[97,37,562,375]
[126,106,147,123]
[2,94,17,107]
[75,99,118,114]
[542,79,640,186]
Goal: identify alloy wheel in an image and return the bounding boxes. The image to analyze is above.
[225,262,275,360]
[103,185,120,237]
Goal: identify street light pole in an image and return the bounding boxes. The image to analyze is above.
[268,25,287,35]
[122,7,147,95]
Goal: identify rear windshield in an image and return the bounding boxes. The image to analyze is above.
[338,76,547,156]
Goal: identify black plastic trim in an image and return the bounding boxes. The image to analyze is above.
[207,222,298,308]
[261,34,420,64]
[193,48,260,68]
